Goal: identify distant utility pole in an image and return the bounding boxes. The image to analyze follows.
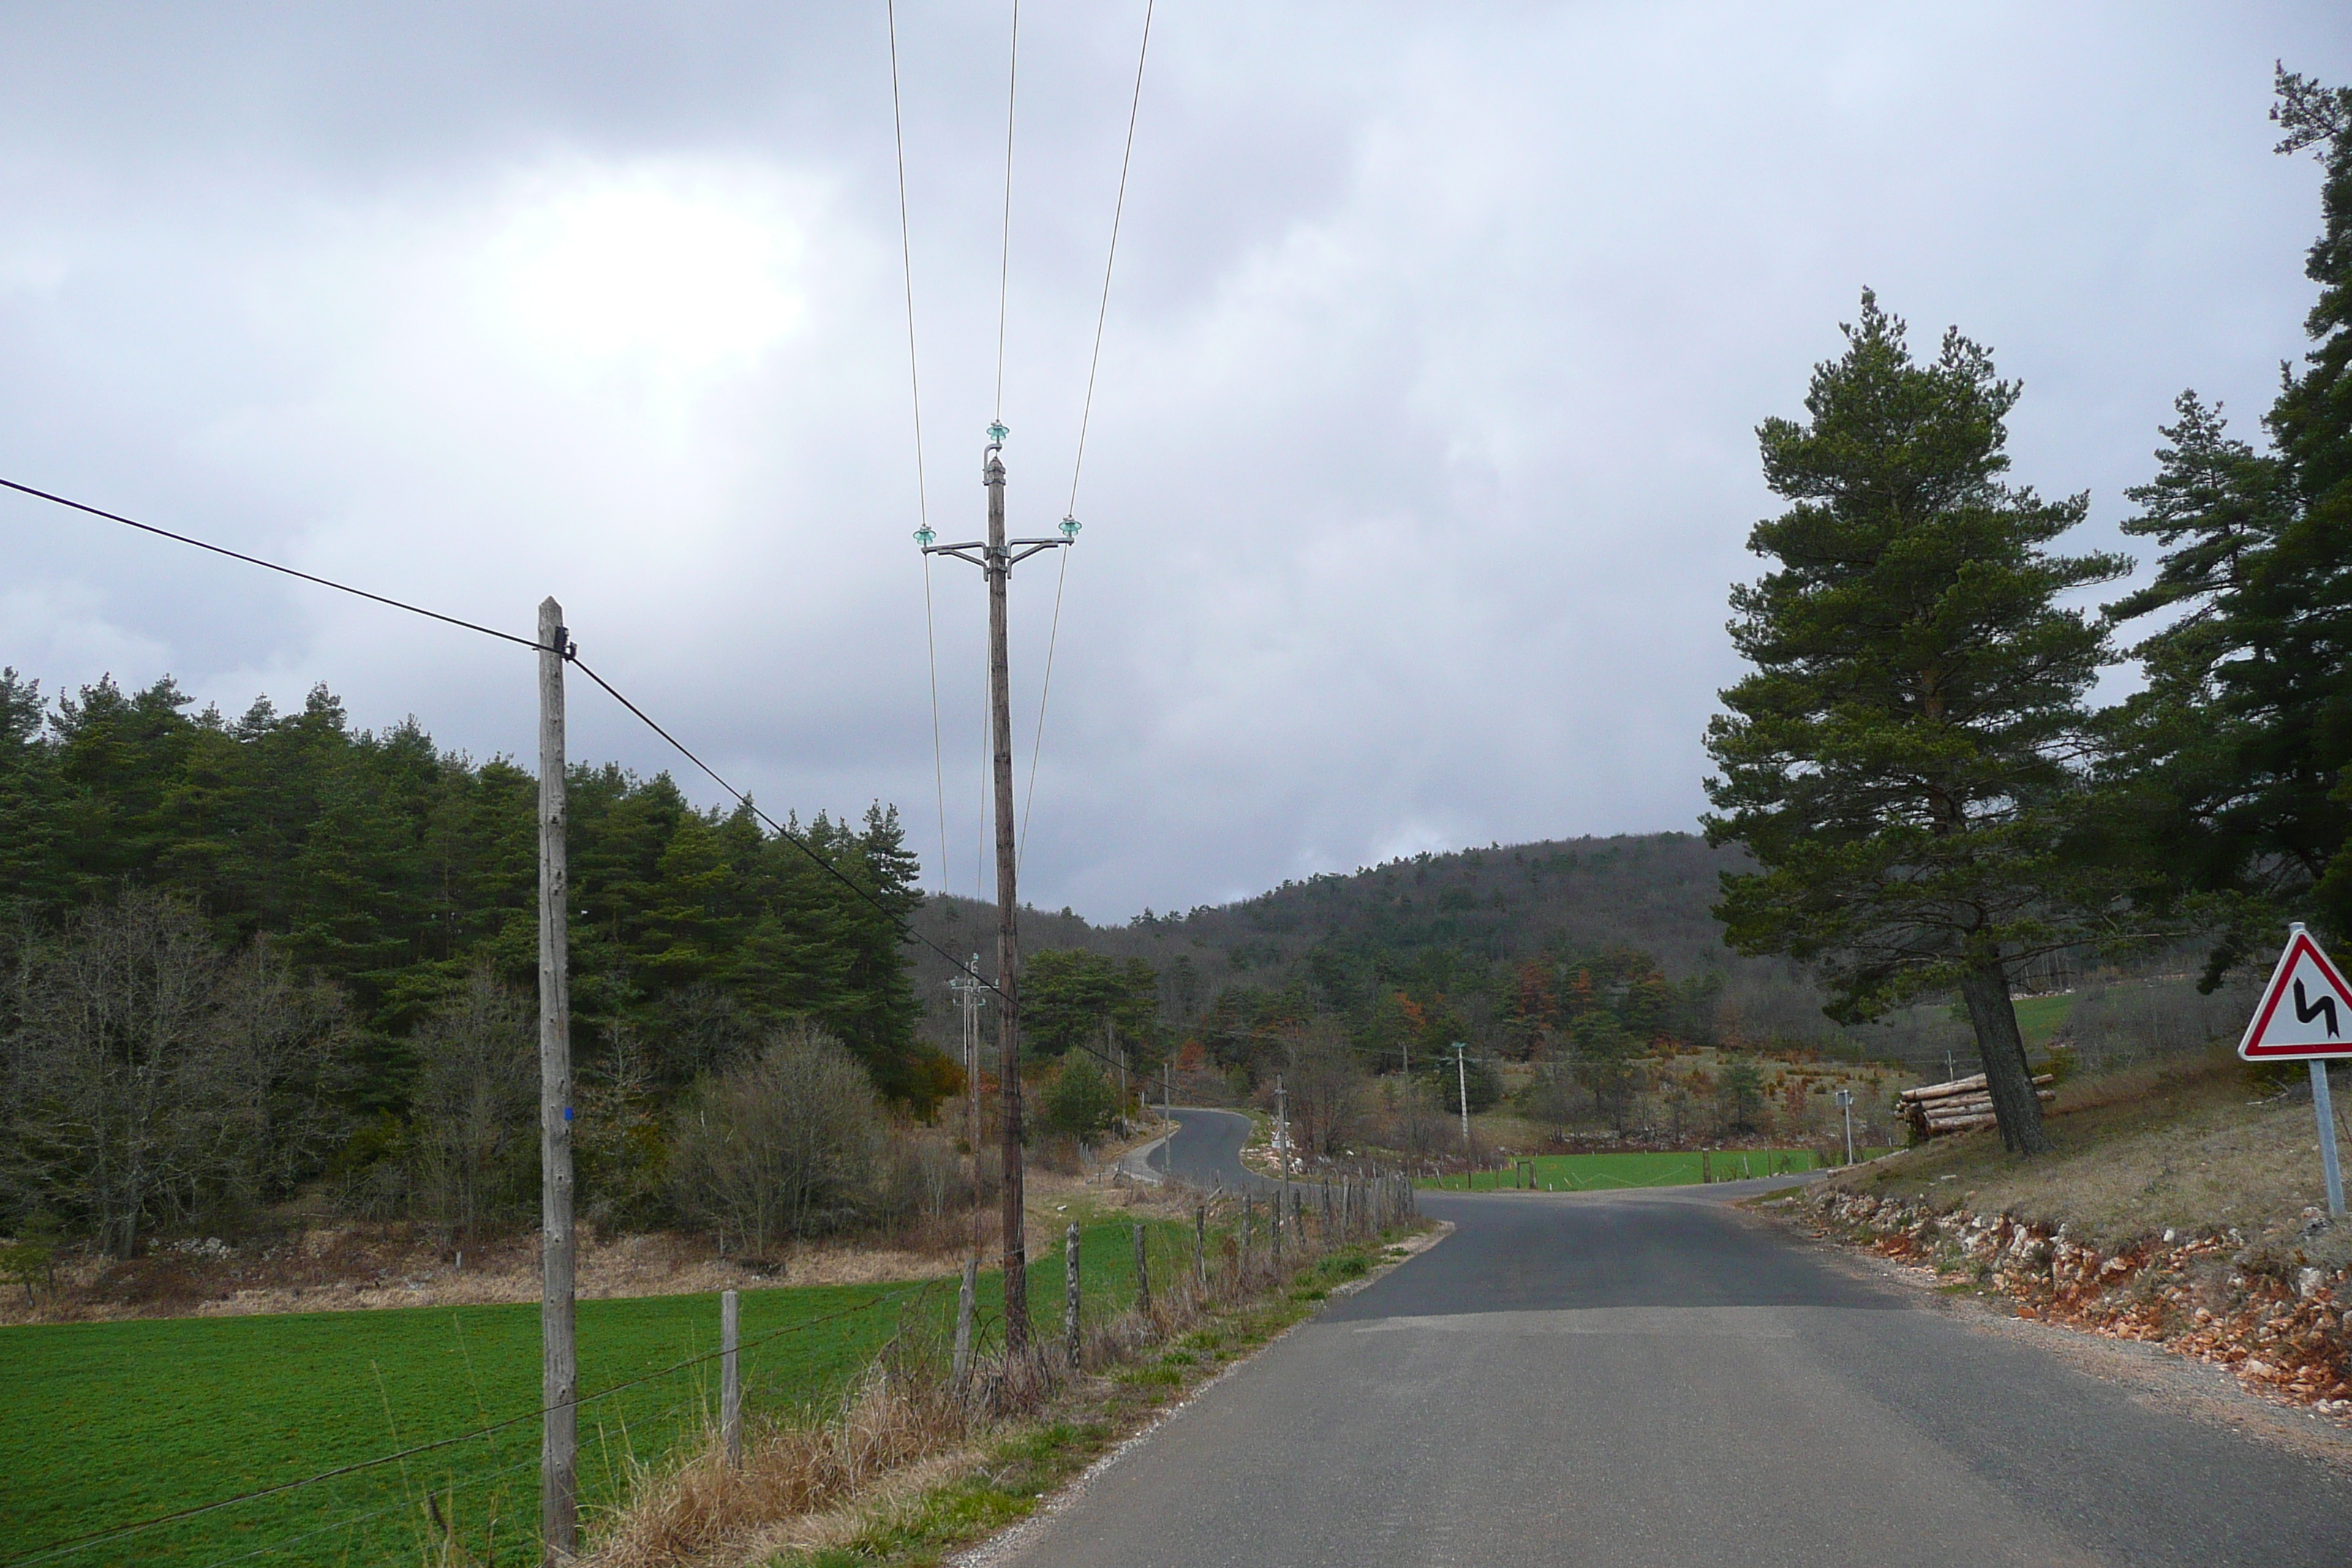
[949,952,987,1156]
[537,598,577,1563]
[1273,1075,1289,1172]
[919,423,1075,1355]
[1452,1042,1471,1151]
[1835,1087,1855,1166]
[1110,1016,1126,1131]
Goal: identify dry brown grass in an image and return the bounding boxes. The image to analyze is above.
[0,1224,990,1327]
[576,1278,1214,1568]
[1833,1047,2352,1267]
[573,1181,1420,1568]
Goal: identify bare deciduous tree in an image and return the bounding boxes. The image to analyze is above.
[2,891,353,1256]
[1281,1019,1367,1157]
[666,1023,882,1257]
[406,969,536,1247]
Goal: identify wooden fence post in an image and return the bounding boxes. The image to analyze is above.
[1064,1223,1082,1372]
[952,1257,976,1391]
[1132,1224,1151,1316]
[1193,1202,1207,1289]
[720,1289,742,1470]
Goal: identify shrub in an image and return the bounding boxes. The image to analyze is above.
[666,1024,883,1256]
[1040,1060,1117,1141]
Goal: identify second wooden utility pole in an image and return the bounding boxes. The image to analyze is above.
[919,423,1075,1357]
[987,432,1028,1353]
[538,598,576,1563]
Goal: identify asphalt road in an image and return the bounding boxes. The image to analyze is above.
[1142,1107,1278,1191]
[991,1115,2352,1567]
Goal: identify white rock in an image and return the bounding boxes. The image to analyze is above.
[2298,1266,2327,1300]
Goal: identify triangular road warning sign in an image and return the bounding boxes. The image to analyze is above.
[2241,925,2352,1060]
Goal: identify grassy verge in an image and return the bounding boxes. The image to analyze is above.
[1810,1049,2352,1253]
[764,1238,1422,1568]
[1773,1049,2352,1416]
[1420,1148,1891,1191]
[1,1219,1200,1567]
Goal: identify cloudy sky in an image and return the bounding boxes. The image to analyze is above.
[0,3,2344,920]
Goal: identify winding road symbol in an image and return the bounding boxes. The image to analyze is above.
[2240,924,2352,1060]
[2294,979,2340,1039]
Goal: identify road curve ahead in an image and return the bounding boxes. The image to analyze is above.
[1143,1107,1275,1191]
[986,1184,2352,1567]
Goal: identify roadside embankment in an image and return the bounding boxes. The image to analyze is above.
[1778,1051,2352,1414]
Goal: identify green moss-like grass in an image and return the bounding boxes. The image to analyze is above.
[3,1219,1191,1567]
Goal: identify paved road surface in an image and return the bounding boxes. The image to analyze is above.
[993,1115,2352,1567]
[1140,1107,1277,1191]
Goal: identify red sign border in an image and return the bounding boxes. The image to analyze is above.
[2240,930,2352,1060]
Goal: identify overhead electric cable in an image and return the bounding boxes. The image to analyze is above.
[566,657,1000,992]
[1065,0,1154,524]
[0,477,998,995]
[992,0,1020,421]
[1019,0,1156,870]
[0,478,541,652]
[886,0,951,897]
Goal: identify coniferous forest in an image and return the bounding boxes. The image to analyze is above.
[0,671,942,1253]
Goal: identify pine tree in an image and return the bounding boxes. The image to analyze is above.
[1704,293,2129,1155]
[2106,67,2352,970]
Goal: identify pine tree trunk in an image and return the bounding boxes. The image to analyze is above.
[1956,962,2052,1156]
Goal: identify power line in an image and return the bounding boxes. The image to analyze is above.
[886,1,951,902]
[1,475,1002,995]
[1065,0,1155,522]
[566,657,1000,995]
[0,478,544,652]
[1017,546,1069,876]
[992,0,1020,422]
[1019,0,1156,869]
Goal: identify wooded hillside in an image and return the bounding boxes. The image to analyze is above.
[906,833,1847,1075]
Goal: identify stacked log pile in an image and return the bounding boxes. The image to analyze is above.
[1896,1072,2056,1137]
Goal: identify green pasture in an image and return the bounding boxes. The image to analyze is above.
[2008,992,2076,1050]
[1,1218,1192,1568]
[1421,1149,1897,1191]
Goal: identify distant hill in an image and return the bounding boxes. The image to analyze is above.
[904,832,1842,1057]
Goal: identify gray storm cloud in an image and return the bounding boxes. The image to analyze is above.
[0,1,2342,918]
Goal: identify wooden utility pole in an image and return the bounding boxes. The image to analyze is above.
[918,423,1074,1357]
[537,598,576,1563]
[984,436,1028,1354]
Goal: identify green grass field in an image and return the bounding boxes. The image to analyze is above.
[1420,1149,1890,1191]
[2007,992,2077,1050]
[1,1218,1188,1567]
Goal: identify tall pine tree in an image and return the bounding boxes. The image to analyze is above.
[2106,67,2352,973]
[1705,294,2129,1155]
